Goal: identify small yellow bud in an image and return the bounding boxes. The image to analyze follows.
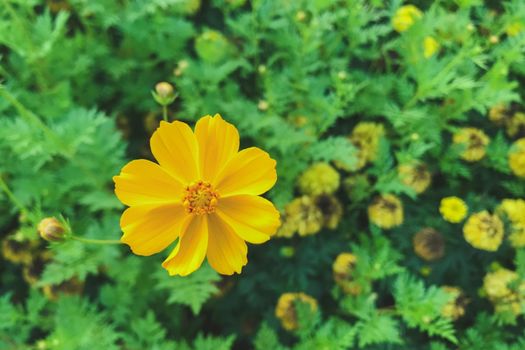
[258,100,269,111]
[38,217,66,242]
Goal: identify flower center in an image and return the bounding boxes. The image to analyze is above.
[182,181,219,215]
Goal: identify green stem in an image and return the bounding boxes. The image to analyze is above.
[162,105,168,121]
[0,175,29,216]
[70,235,122,245]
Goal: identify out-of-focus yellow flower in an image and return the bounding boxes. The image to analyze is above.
[453,127,490,162]
[506,22,524,37]
[2,234,36,265]
[398,163,431,194]
[392,5,422,33]
[276,196,323,238]
[275,292,318,331]
[483,268,525,316]
[488,104,509,125]
[506,112,525,137]
[22,251,51,286]
[348,122,385,170]
[463,211,504,251]
[498,199,525,224]
[113,114,280,276]
[314,194,343,230]
[509,138,525,178]
[413,228,445,261]
[42,277,85,301]
[439,197,468,223]
[509,224,525,248]
[368,194,404,229]
[333,253,361,295]
[441,286,468,320]
[298,162,340,196]
[423,36,440,58]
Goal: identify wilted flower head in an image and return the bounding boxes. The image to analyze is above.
[333,253,361,295]
[413,228,445,261]
[275,292,318,331]
[439,196,468,223]
[368,194,404,229]
[463,211,504,251]
[277,196,323,237]
[441,286,468,320]
[314,194,343,230]
[398,163,431,194]
[453,127,490,162]
[506,112,525,138]
[392,5,422,33]
[349,122,385,170]
[2,233,36,265]
[509,138,525,178]
[298,162,340,196]
[113,114,280,276]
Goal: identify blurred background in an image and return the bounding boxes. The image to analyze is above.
[1,0,525,349]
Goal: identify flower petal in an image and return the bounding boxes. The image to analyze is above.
[215,147,277,197]
[120,204,189,256]
[195,114,240,183]
[162,215,208,276]
[113,159,184,206]
[150,120,199,184]
[206,213,248,275]
[216,195,280,244]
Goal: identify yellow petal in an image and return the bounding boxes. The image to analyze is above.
[113,159,184,206]
[206,214,248,275]
[162,215,208,276]
[195,114,240,183]
[150,120,199,184]
[215,147,277,197]
[216,195,280,244]
[120,204,189,256]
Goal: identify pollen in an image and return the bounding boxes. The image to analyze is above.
[182,181,219,215]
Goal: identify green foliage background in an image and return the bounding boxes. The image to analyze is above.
[1,0,525,349]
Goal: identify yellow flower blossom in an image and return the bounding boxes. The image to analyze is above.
[463,211,504,251]
[453,127,490,162]
[368,194,404,229]
[509,224,525,248]
[2,233,36,265]
[483,268,525,316]
[113,114,280,276]
[439,197,468,223]
[315,194,343,230]
[506,112,525,137]
[506,22,524,37]
[392,5,422,33]
[398,163,431,194]
[509,138,525,178]
[423,36,440,58]
[441,286,467,320]
[488,104,509,125]
[276,196,323,238]
[333,253,361,295]
[498,199,525,224]
[347,122,385,170]
[275,292,318,331]
[298,162,340,196]
[413,228,445,261]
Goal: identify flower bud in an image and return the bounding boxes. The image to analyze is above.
[38,217,66,242]
[153,82,177,106]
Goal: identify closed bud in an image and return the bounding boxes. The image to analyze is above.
[153,82,177,106]
[38,217,66,242]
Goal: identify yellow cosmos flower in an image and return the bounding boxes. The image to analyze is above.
[423,36,440,58]
[367,194,404,229]
[113,114,280,276]
[439,196,468,223]
[398,163,431,194]
[463,211,504,252]
[298,162,340,196]
[509,138,525,178]
[392,5,422,33]
[452,127,490,162]
[275,292,318,331]
[413,227,445,262]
